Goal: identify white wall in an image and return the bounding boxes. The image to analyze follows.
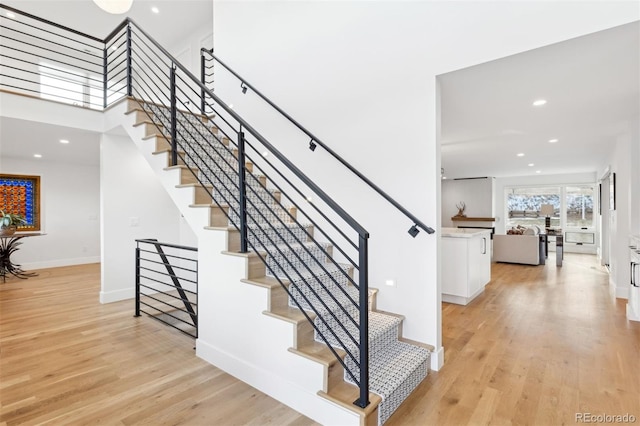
[99,132,185,303]
[441,177,494,227]
[213,0,638,368]
[600,126,636,299]
[1,156,100,269]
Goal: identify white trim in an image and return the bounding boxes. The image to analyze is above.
[196,339,361,426]
[627,303,640,322]
[616,285,629,300]
[21,256,100,271]
[100,288,133,304]
[431,346,445,371]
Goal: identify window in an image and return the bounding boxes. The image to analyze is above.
[565,185,595,228]
[506,187,560,229]
[505,184,597,240]
[39,63,105,109]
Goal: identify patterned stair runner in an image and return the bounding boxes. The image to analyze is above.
[138,101,430,425]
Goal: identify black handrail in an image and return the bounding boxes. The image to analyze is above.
[0,3,102,43]
[0,4,440,410]
[115,17,368,240]
[202,49,435,237]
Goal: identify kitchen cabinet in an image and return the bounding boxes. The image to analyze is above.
[441,228,491,305]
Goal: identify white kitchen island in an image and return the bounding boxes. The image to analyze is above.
[441,228,492,305]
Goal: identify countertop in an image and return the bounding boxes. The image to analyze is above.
[441,227,492,238]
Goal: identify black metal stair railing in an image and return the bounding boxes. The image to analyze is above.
[114,20,372,407]
[0,3,437,409]
[201,49,435,237]
[135,239,198,338]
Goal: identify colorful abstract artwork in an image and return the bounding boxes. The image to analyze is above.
[0,174,40,231]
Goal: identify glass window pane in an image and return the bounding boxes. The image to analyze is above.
[566,185,594,228]
[506,187,560,229]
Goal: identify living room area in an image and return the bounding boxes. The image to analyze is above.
[438,20,639,321]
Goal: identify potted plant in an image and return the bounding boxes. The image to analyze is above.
[0,210,27,236]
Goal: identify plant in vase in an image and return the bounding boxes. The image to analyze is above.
[0,210,27,236]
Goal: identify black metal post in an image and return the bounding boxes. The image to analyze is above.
[238,128,248,253]
[354,233,370,408]
[103,46,107,109]
[126,24,132,97]
[200,52,206,116]
[170,65,178,166]
[135,245,141,317]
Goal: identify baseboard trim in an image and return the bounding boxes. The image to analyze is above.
[616,286,629,300]
[627,303,640,322]
[196,338,360,426]
[100,287,133,304]
[21,256,101,271]
[431,346,445,371]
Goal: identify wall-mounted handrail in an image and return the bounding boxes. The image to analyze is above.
[120,18,368,239]
[201,49,435,237]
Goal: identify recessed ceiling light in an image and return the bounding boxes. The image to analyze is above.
[59,139,70,144]
[34,154,42,158]
[536,170,541,174]
[262,151,269,157]
[228,104,234,109]
[532,99,547,106]
[517,153,525,157]
[528,163,534,167]
[6,12,16,18]
[442,176,447,180]
[548,138,559,143]
[151,6,159,13]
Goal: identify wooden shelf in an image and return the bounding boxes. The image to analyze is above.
[451,217,496,222]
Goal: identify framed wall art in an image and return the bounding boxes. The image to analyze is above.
[0,174,41,231]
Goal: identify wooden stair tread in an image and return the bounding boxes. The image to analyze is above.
[241,276,288,289]
[152,149,185,156]
[142,134,170,141]
[221,250,267,259]
[289,340,346,367]
[189,203,228,208]
[175,183,212,189]
[318,382,381,419]
[126,98,210,121]
[164,165,195,171]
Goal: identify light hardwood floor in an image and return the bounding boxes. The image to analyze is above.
[0,264,317,426]
[387,253,640,425]
[1,255,638,425]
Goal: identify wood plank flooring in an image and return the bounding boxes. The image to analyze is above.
[387,253,640,425]
[0,264,317,426]
[1,255,638,425]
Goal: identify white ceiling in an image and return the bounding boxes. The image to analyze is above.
[0,0,212,166]
[0,117,101,165]
[440,21,640,180]
[1,0,212,48]
[0,4,637,177]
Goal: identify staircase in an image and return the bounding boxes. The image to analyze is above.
[122,98,432,425]
[0,5,436,424]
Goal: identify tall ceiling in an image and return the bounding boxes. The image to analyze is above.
[1,0,212,48]
[440,20,639,180]
[0,0,212,165]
